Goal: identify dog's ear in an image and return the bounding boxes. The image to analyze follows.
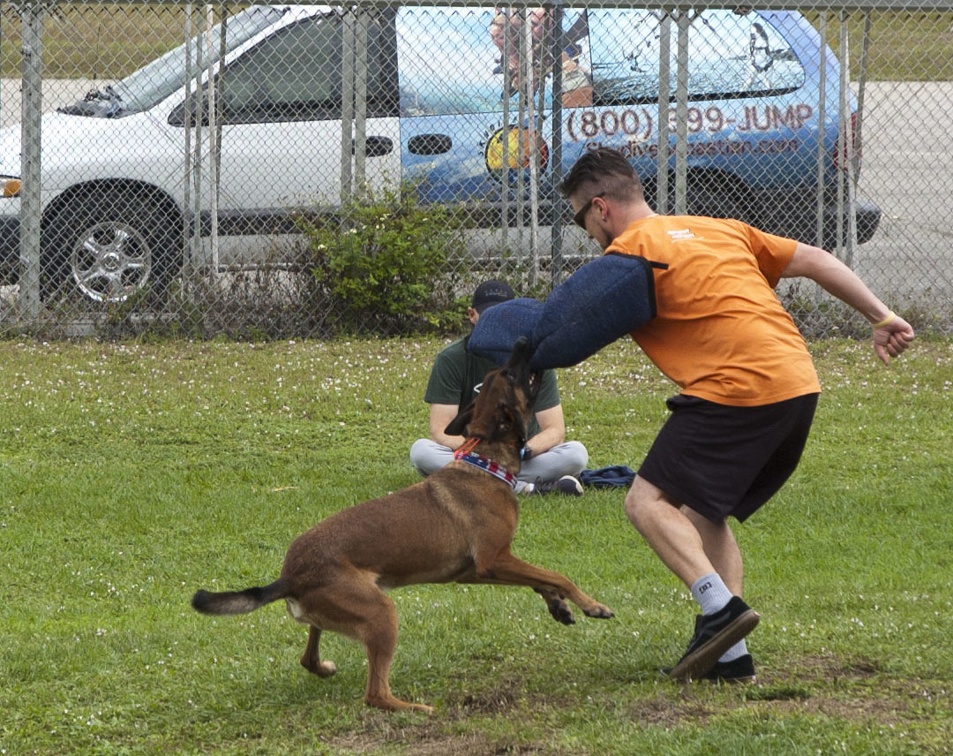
[444,402,475,437]
[505,337,541,405]
[527,369,542,403]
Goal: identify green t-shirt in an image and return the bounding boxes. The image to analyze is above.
[423,336,560,438]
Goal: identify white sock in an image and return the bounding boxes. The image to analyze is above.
[719,639,749,662]
[690,573,733,616]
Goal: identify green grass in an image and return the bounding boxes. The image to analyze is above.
[809,10,953,81]
[2,336,952,754]
[1,4,193,79]
[2,6,953,81]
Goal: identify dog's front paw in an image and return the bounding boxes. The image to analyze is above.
[584,603,614,619]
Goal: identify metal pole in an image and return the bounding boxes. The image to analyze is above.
[815,12,827,251]
[550,3,564,284]
[515,10,527,255]
[656,12,671,214]
[673,11,690,214]
[524,7,539,286]
[18,1,43,321]
[500,7,511,248]
[206,3,220,275]
[353,7,368,189]
[183,3,194,280]
[340,9,356,205]
[192,6,205,269]
[855,13,871,181]
[837,11,858,263]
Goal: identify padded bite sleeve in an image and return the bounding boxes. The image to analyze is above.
[465,298,544,366]
[468,254,656,369]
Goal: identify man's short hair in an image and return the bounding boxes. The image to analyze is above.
[559,147,643,203]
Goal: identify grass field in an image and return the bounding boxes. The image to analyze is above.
[1,335,951,754]
[2,6,953,81]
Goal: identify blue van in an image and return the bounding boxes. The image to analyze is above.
[0,5,879,302]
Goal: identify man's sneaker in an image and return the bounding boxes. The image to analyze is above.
[700,654,756,684]
[667,596,760,681]
[662,653,757,684]
[533,475,584,496]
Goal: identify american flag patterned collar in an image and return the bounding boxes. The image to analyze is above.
[453,439,518,489]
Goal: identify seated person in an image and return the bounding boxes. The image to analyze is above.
[410,280,588,496]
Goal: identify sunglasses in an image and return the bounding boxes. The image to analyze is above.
[573,191,606,229]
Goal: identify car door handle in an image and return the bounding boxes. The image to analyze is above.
[353,136,394,157]
[407,134,453,156]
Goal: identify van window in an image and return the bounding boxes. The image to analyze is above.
[397,7,591,116]
[222,13,397,123]
[170,11,399,125]
[61,6,285,119]
[396,7,803,116]
[586,9,805,105]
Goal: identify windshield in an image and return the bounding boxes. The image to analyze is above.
[71,6,287,117]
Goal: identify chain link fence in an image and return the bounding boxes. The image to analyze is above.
[1,1,951,339]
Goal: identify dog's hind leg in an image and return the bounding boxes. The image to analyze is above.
[305,575,433,713]
[300,626,338,678]
[357,591,434,714]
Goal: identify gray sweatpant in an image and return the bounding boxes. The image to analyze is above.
[409,438,588,493]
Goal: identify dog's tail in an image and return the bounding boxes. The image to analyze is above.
[191,579,288,616]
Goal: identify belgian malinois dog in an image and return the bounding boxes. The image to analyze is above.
[191,338,613,712]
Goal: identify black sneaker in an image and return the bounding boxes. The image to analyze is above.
[667,596,760,681]
[533,475,584,496]
[700,653,756,684]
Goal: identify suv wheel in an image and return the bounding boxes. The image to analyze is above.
[70,219,152,302]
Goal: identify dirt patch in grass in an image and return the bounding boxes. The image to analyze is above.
[327,730,518,755]
[652,653,948,729]
[451,684,523,715]
[752,653,948,728]
[323,653,949,754]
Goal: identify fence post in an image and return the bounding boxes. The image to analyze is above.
[340,9,355,204]
[815,12,827,252]
[354,6,369,189]
[549,2,564,285]
[656,12,672,214]
[18,0,43,322]
[672,11,691,214]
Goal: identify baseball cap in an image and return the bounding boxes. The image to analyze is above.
[471,280,515,313]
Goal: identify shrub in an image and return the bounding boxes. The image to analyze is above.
[299,183,467,336]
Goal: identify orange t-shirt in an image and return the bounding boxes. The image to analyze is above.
[606,215,821,406]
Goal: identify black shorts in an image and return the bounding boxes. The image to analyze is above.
[637,392,819,523]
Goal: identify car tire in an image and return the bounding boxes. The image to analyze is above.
[41,190,181,303]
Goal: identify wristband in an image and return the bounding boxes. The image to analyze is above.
[520,446,533,461]
[871,311,896,329]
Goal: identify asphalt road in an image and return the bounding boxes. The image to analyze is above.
[848,81,953,304]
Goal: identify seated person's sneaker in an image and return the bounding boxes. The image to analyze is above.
[531,475,584,496]
[667,597,760,681]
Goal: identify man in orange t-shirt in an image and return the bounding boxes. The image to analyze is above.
[559,147,914,683]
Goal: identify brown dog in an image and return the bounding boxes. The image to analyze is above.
[191,338,612,712]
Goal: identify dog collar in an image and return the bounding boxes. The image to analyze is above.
[453,448,518,490]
